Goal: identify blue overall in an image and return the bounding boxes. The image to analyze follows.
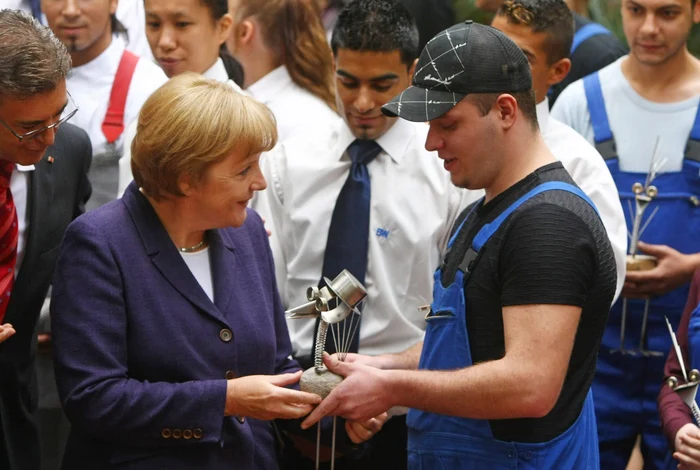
[407,182,601,470]
[584,72,700,469]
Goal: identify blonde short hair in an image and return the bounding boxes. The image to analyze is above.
[131,73,277,201]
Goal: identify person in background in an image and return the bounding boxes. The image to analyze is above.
[490,0,626,305]
[226,0,338,141]
[475,0,626,105]
[42,0,167,210]
[552,0,700,466]
[253,0,477,467]
[0,10,91,470]
[659,270,700,469]
[398,0,455,51]
[117,0,245,197]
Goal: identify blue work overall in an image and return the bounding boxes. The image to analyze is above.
[584,72,700,469]
[407,182,600,470]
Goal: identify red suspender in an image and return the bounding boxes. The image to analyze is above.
[101,50,139,144]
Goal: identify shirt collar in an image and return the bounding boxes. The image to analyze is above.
[202,58,229,83]
[333,118,414,165]
[16,164,35,172]
[72,35,125,73]
[536,97,550,134]
[247,66,293,104]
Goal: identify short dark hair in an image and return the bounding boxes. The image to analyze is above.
[330,0,420,67]
[496,0,573,65]
[470,90,539,130]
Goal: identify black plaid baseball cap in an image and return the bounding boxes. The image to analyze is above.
[382,20,532,122]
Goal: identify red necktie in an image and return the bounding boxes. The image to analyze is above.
[0,161,18,324]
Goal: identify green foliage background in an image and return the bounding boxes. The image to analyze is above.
[453,0,700,56]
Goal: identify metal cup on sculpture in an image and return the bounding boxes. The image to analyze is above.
[286,269,367,470]
[612,138,666,356]
[665,317,700,423]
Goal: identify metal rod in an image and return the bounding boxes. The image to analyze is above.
[638,206,660,240]
[316,423,321,470]
[331,416,337,470]
[692,402,700,425]
[639,298,651,352]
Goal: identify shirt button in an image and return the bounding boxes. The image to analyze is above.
[236,416,246,424]
[161,429,172,439]
[219,329,233,342]
[522,451,533,461]
[507,450,515,458]
[193,428,203,439]
[225,370,236,380]
[183,429,193,440]
[172,429,182,439]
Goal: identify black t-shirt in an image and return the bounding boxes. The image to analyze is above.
[443,162,617,443]
[549,13,628,106]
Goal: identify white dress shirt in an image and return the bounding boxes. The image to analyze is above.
[538,98,626,301]
[67,36,168,159]
[11,164,32,275]
[116,0,155,62]
[247,66,338,142]
[116,58,247,197]
[255,116,478,357]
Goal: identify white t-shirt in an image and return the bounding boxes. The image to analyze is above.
[254,116,478,357]
[551,57,700,173]
[247,66,338,143]
[180,248,214,302]
[538,99,626,302]
[67,36,168,159]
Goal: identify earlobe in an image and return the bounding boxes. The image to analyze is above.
[240,20,255,45]
[497,94,518,129]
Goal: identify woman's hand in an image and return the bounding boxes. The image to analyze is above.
[345,413,388,444]
[0,323,15,344]
[225,371,321,420]
[675,423,700,469]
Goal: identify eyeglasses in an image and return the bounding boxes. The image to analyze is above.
[0,93,79,143]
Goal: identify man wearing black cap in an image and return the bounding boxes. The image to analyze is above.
[302,20,617,469]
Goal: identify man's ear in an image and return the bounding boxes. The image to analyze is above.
[495,94,519,129]
[546,57,572,88]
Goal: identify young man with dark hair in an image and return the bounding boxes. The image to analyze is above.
[553,0,700,467]
[0,10,92,470]
[253,0,477,467]
[491,0,627,317]
[476,0,627,105]
[302,20,617,469]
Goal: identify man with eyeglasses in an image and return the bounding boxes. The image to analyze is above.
[0,9,91,470]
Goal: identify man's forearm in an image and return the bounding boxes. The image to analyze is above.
[375,341,423,370]
[384,355,560,420]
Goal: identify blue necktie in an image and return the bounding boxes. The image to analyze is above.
[314,139,382,357]
[28,0,41,20]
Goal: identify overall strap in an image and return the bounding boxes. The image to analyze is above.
[472,182,598,252]
[571,23,611,55]
[685,103,700,163]
[102,50,139,144]
[583,73,617,160]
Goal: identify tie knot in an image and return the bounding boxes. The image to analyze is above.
[347,139,382,165]
[0,161,14,190]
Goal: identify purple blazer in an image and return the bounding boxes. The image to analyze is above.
[51,183,299,470]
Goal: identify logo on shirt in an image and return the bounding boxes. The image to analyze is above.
[376,228,391,239]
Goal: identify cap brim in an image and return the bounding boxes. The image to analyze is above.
[381,86,466,122]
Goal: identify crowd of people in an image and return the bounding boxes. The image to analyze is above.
[0,0,699,469]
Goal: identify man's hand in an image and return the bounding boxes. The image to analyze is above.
[0,323,15,343]
[345,413,388,444]
[331,353,382,368]
[301,353,394,429]
[225,371,321,420]
[624,242,699,298]
[675,423,700,469]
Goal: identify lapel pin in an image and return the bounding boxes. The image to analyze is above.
[47,156,55,164]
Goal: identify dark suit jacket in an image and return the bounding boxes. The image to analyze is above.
[0,122,92,470]
[51,183,299,470]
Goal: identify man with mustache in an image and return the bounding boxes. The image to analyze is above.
[0,10,91,470]
[552,0,700,467]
